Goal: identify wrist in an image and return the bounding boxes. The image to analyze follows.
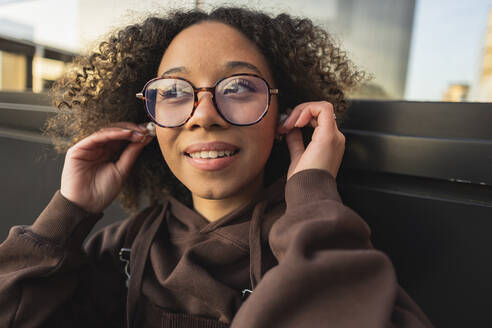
[59,189,103,215]
[31,190,103,249]
[285,169,342,209]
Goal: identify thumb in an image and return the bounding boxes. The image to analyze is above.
[285,128,304,169]
[115,136,153,179]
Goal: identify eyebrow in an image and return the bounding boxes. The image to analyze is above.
[161,66,189,77]
[160,61,263,77]
[224,61,262,75]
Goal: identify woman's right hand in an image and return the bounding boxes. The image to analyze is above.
[60,122,155,214]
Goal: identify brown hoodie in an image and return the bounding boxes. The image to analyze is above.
[0,169,433,327]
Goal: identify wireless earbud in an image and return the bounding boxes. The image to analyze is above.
[278,113,288,126]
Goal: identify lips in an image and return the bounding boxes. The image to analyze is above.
[184,141,239,154]
[184,141,240,171]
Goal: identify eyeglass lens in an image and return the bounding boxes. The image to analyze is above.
[144,75,269,127]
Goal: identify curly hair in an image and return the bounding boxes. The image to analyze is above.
[43,6,365,213]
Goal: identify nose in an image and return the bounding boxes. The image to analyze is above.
[184,90,230,130]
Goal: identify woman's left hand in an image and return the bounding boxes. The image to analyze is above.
[277,101,345,180]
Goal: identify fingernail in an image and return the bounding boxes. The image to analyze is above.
[133,131,145,137]
[137,123,148,132]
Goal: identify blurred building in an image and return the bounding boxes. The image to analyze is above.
[78,0,416,100]
[0,19,32,91]
[442,83,469,102]
[476,9,492,102]
[0,4,76,93]
[0,37,75,92]
[318,0,416,99]
[0,0,417,97]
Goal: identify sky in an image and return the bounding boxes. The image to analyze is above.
[405,0,492,101]
[0,0,79,50]
[0,0,490,102]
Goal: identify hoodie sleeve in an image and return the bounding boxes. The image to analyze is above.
[0,190,129,328]
[231,169,434,328]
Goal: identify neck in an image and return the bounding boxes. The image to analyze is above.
[192,172,264,222]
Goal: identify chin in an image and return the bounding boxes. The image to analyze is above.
[183,167,265,201]
[185,178,244,200]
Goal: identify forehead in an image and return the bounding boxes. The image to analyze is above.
[157,21,273,82]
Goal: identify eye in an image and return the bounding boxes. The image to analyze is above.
[158,84,193,99]
[221,78,257,95]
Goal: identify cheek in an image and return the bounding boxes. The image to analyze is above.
[248,118,277,159]
[156,129,180,165]
[259,104,278,142]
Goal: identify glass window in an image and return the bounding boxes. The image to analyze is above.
[32,57,67,93]
[0,51,27,91]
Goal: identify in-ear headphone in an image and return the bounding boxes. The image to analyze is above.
[278,113,288,125]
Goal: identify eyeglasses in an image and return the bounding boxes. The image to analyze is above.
[136,73,279,128]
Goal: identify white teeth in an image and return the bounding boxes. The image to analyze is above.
[188,150,237,159]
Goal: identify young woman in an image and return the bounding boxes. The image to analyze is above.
[0,7,433,328]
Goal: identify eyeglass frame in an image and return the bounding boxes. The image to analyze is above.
[136,73,279,128]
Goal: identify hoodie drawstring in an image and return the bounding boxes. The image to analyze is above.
[247,199,269,292]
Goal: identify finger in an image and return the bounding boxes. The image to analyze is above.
[105,139,128,155]
[106,121,153,133]
[294,101,333,129]
[75,128,147,151]
[294,106,316,128]
[277,103,309,135]
[115,136,153,179]
[85,139,128,163]
[285,128,304,166]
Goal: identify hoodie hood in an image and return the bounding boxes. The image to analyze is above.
[136,175,287,323]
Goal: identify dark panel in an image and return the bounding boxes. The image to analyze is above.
[0,106,54,133]
[337,100,492,327]
[338,171,492,327]
[0,91,52,105]
[0,137,128,243]
[342,130,492,185]
[343,100,492,139]
[338,169,492,206]
[0,92,55,133]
